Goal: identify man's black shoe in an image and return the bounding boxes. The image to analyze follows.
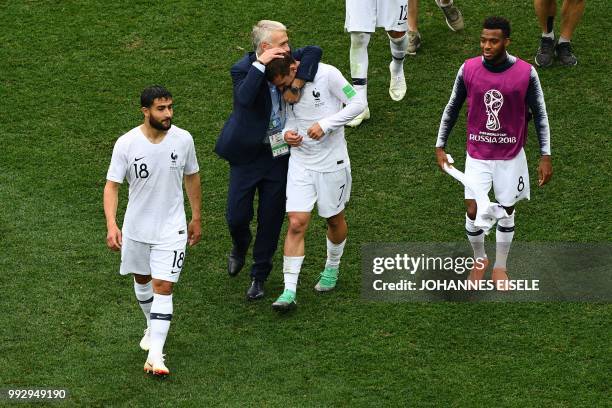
[246,279,265,301]
[535,37,555,68]
[555,42,578,66]
[227,252,245,277]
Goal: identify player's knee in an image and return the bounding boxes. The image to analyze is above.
[387,30,405,39]
[326,213,346,229]
[350,32,370,49]
[152,279,173,295]
[133,274,152,285]
[287,215,308,236]
[465,201,477,220]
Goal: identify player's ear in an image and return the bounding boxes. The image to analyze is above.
[504,37,511,48]
[140,106,148,117]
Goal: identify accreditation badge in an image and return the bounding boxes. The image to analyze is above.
[269,132,289,158]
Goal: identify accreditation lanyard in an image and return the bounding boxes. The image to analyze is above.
[267,84,289,158]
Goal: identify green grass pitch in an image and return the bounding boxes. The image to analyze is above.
[1,0,610,406]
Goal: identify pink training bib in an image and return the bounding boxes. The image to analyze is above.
[463,56,531,160]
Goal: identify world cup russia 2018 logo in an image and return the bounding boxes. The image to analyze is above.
[484,89,503,131]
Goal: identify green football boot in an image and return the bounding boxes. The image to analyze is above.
[314,267,339,292]
[272,289,297,311]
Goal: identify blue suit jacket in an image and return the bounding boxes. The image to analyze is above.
[215,47,322,165]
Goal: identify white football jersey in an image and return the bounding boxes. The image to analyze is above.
[106,125,199,244]
[284,63,365,172]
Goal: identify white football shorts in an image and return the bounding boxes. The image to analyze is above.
[464,148,530,207]
[120,237,188,283]
[286,161,352,218]
[345,0,408,32]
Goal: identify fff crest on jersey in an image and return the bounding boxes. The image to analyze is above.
[312,88,324,108]
[170,151,178,169]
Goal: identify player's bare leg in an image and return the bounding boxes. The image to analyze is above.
[284,212,311,258]
[465,199,489,282]
[492,207,514,291]
[407,0,421,55]
[534,0,557,67]
[387,30,408,101]
[273,212,311,310]
[144,279,173,376]
[326,211,348,244]
[133,274,153,351]
[560,0,585,41]
[534,0,557,32]
[556,0,584,66]
[315,211,347,292]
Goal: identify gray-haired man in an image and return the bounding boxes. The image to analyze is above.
[215,20,322,300]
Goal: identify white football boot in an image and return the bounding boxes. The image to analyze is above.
[389,62,407,101]
[346,106,370,128]
[139,327,151,351]
[144,354,169,376]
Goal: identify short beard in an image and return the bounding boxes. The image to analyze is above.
[149,117,171,131]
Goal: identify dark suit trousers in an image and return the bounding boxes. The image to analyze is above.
[226,146,289,281]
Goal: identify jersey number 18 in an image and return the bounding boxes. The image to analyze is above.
[133,163,149,179]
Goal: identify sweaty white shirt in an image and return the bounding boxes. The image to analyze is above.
[106,125,199,244]
[283,63,365,172]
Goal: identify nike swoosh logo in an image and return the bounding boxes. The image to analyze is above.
[135,157,145,161]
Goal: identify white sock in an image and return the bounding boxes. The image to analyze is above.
[148,293,173,361]
[436,0,453,7]
[494,212,515,270]
[350,32,370,104]
[558,36,570,44]
[388,33,408,75]
[542,31,555,40]
[325,237,346,270]
[465,214,487,261]
[283,256,304,292]
[133,279,153,328]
